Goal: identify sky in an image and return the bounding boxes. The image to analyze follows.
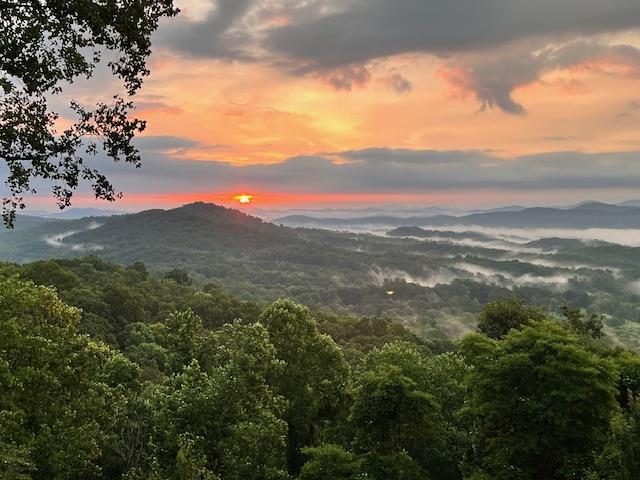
[35,0,640,211]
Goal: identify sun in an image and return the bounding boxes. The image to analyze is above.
[233,194,254,205]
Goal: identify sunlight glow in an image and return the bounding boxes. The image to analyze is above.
[233,194,254,205]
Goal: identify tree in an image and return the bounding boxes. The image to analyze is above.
[174,434,219,480]
[164,268,192,286]
[592,403,640,480]
[351,364,438,450]
[0,275,138,479]
[461,321,618,480]
[476,296,545,339]
[259,299,349,475]
[298,445,363,480]
[360,343,468,479]
[560,306,604,339]
[150,321,288,480]
[0,0,178,226]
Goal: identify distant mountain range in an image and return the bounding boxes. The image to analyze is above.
[275,202,640,229]
[23,207,126,219]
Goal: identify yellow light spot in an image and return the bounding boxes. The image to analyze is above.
[233,194,254,205]
[386,290,395,296]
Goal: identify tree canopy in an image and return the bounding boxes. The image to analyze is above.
[1,260,639,479]
[0,0,178,226]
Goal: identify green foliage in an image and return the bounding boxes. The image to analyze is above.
[351,365,439,455]
[174,434,219,480]
[591,402,640,480]
[299,444,363,480]
[561,305,605,338]
[462,321,619,479]
[0,0,178,226]
[164,268,192,286]
[4,203,640,352]
[259,299,349,474]
[0,275,137,479]
[476,296,546,339]
[351,342,463,479]
[8,256,260,347]
[150,321,289,480]
[360,451,430,480]
[2,258,639,480]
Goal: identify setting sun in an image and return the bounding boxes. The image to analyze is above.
[233,194,254,205]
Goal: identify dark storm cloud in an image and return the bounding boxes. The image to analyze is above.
[77,141,640,194]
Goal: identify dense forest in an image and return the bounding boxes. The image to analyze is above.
[2,257,640,479]
[4,203,640,350]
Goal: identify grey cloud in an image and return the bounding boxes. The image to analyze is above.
[132,135,201,152]
[320,64,372,91]
[439,41,640,114]
[77,145,640,195]
[265,0,640,70]
[157,0,255,59]
[618,99,640,117]
[380,73,412,94]
[134,101,183,114]
[10,140,640,197]
[153,1,640,112]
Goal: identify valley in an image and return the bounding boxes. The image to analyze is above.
[3,201,640,349]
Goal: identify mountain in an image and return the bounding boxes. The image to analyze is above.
[275,202,640,229]
[470,205,527,214]
[387,227,494,242]
[1,203,295,263]
[24,207,126,219]
[256,205,463,220]
[4,201,640,348]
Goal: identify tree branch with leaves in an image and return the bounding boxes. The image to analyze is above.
[0,0,179,227]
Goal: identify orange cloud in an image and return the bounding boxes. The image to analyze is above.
[133,41,640,171]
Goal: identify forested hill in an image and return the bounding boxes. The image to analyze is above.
[5,202,640,349]
[276,202,640,228]
[0,202,297,263]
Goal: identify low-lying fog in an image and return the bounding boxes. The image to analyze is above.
[314,223,640,247]
[340,222,633,291]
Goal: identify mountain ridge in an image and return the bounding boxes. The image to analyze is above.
[275,202,640,229]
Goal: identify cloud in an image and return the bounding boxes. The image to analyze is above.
[73,143,640,195]
[135,101,183,115]
[319,64,372,91]
[43,221,104,252]
[132,135,201,152]
[379,72,412,94]
[264,0,640,70]
[438,41,640,114]
[618,99,640,117]
[157,0,256,60]
[151,1,640,112]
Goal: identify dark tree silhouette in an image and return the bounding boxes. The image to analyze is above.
[0,0,179,226]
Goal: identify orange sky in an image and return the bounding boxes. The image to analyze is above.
[50,1,640,211]
[139,51,640,163]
